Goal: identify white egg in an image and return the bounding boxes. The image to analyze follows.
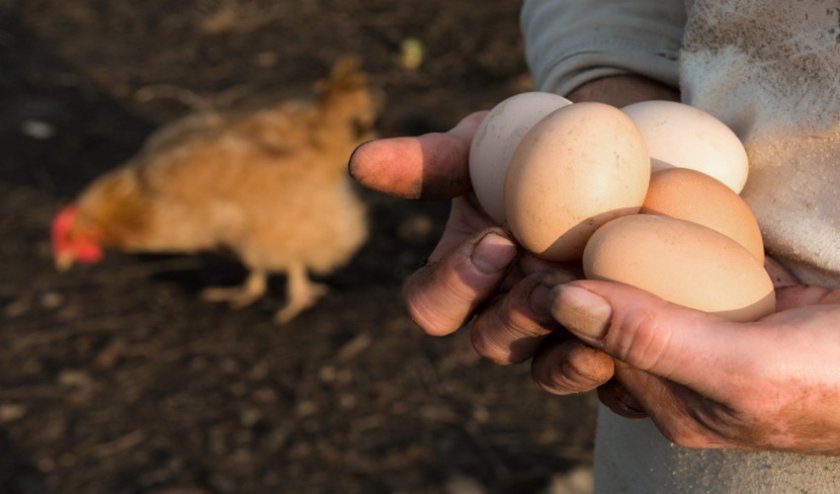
[469,91,571,224]
[622,100,749,193]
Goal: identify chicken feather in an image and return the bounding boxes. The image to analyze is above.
[53,56,380,324]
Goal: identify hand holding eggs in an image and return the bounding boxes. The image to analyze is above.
[469,95,775,321]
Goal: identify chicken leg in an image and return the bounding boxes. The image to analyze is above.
[273,262,328,325]
[201,269,268,309]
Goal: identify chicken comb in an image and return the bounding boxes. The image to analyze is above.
[51,205,103,263]
[51,204,79,252]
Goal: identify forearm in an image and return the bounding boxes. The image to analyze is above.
[566,74,679,107]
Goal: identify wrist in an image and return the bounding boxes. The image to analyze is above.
[566,75,679,107]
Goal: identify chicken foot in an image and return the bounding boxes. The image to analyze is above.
[273,263,328,325]
[201,269,267,309]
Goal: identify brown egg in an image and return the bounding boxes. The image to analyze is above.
[641,168,765,263]
[583,214,775,322]
[504,102,650,261]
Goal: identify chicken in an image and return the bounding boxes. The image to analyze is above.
[51,56,380,324]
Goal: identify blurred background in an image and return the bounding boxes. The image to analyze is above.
[0,1,597,492]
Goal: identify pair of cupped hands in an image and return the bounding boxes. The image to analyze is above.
[348,76,840,455]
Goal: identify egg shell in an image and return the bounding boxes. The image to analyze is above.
[583,214,775,322]
[622,100,749,193]
[505,102,650,261]
[469,92,572,224]
[642,168,764,263]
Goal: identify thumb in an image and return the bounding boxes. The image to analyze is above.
[549,280,745,397]
[348,111,487,200]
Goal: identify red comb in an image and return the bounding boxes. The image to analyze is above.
[51,205,103,263]
[51,205,78,252]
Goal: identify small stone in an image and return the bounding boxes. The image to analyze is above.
[40,290,65,309]
[240,408,263,427]
[338,393,357,409]
[254,51,277,67]
[544,466,594,494]
[0,403,27,423]
[21,119,55,139]
[445,475,486,494]
[399,38,425,70]
[4,297,30,318]
[57,369,93,388]
[294,400,318,418]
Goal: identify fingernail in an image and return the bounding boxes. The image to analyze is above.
[471,232,516,274]
[552,284,611,340]
[529,283,551,315]
[346,141,369,179]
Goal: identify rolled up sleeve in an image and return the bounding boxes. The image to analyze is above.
[521,0,685,95]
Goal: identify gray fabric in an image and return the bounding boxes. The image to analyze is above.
[520,1,840,492]
[680,0,840,287]
[520,0,685,95]
[595,405,840,493]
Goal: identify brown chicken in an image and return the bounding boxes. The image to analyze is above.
[51,57,380,324]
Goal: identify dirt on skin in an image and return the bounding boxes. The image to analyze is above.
[0,1,598,493]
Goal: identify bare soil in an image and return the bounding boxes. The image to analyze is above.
[0,1,597,493]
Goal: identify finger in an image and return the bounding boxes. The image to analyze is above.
[494,254,583,295]
[596,378,648,419]
[612,363,735,449]
[348,111,487,200]
[427,196,497,264]
[404,228,517,336]
[549,280,747,399]
[470,272,572,364]
[531,337,615,395]
[774,284,840,311]
[518,254,584,278]
[764,256,799,288]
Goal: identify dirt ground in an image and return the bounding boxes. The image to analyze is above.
[0,1,598,493]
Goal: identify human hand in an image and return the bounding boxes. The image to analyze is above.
[348,74,681,372]
[350,119,618,408]
[545,271,840,454]
[350,111,573,340]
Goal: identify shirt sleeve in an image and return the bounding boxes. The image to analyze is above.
[520,0,686,95]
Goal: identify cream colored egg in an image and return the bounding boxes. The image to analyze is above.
[642,168,765,263]
[622,100,749,193]
[505,102,650,261]
[469,92,572,224]
[583,214,775,322]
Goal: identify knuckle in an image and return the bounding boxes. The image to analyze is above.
[470,281,554,365]
[538,360,599,395]
[470,302,531,365]
[532,342,612,395]
[611,308,672,373]
[654,410,723,448]
[660,426,706,448]
[403,271,465,336]
[470,319,513,364]
[564,345,614,384]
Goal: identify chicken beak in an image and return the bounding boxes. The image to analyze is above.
[54,252,75,272]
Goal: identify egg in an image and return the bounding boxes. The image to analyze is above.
[469,92,572,224]
[622,100,749,193]
[504,102,650,261]
[641,168,764,263]
[583,214,775,322]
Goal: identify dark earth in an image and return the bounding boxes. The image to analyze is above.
[0,1,598,493]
